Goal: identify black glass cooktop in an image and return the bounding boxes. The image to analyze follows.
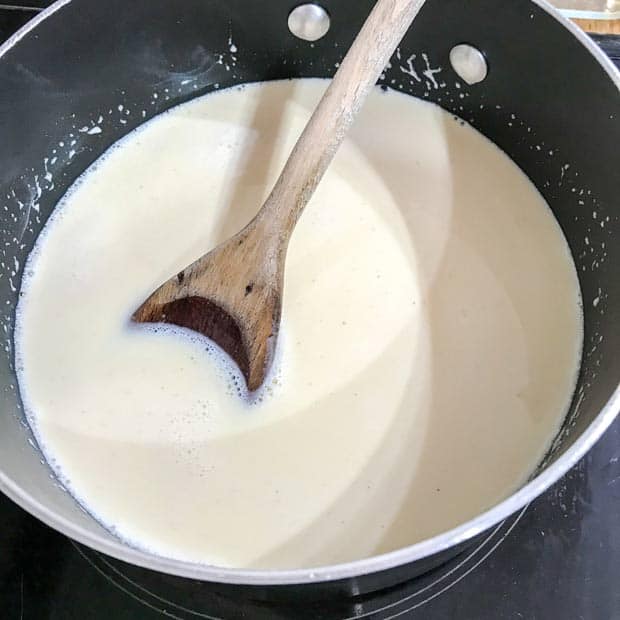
[1,5,619,619]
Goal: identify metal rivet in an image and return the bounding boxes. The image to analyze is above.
[288,4,330,42]
[449,44,488,85]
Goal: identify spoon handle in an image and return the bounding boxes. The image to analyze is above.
[258,0,426,236]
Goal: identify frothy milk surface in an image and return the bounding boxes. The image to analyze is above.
[16,79,582,569]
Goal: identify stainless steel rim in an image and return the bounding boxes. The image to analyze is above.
[0,0,618,586]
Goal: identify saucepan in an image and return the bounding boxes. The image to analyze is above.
[0,0,618,599]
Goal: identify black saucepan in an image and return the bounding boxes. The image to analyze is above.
[0,0,618,599]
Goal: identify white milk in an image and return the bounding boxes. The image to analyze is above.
[15,79,582,569]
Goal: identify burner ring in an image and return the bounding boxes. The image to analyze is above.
[72,505,528,619]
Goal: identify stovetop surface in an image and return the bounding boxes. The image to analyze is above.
[0,5,619,619]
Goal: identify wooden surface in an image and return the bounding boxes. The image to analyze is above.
[573,18,620,34]
[133,0,428,391]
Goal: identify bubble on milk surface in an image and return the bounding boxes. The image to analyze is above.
[141,321,283,406]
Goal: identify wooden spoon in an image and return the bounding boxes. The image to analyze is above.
[132,0,426,391]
